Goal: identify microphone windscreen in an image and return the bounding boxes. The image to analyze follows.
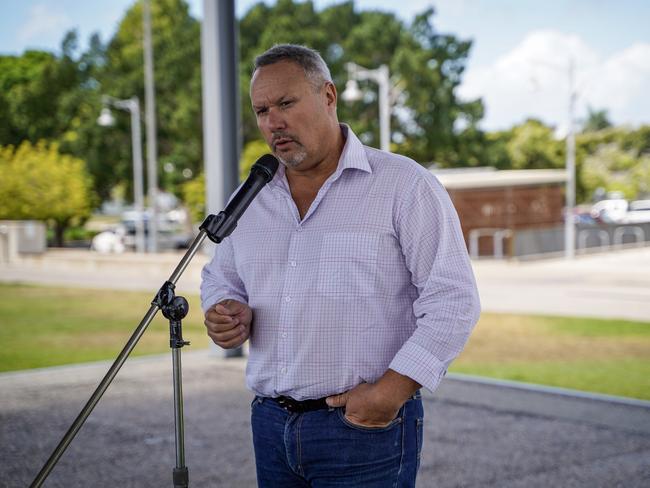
[251,154,279,182]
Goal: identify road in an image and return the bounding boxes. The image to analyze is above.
[2,352,649,487]
[2,246,650,321]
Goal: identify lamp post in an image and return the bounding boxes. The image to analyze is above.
[98,96,146,254]
[342,62,391,152]
[565,58,577,260]
[530,57,578,259]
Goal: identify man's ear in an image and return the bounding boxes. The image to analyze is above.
[324,81,337,109]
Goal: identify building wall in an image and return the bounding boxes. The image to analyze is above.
[446,184,565,257]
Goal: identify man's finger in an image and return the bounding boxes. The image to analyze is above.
[205,316,240,332]
[207,324,245,342]
[325,391,348,408]
[208,329,247,349]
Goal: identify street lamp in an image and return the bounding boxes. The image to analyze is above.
[342,62,391,152]
[529,57,577,259]
[98,95,146,254]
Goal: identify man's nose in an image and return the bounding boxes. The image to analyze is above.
[266,108,287,131]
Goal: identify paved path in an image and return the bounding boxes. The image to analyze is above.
[2,246,649,321]
[1,352,649,487]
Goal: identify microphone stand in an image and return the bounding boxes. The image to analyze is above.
[30,154,278,487]
[30,212,248,488]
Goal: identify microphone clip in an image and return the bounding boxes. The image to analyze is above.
[199,211,238,243]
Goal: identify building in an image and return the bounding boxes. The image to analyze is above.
[432,168,567,258]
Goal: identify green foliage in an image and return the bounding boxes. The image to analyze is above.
[181,172,205,225]
[181,139,271,225]
[582,106,612,133]
[505,119,565,170]
[240,139,272,181]
[0,140,96,245]
[239,2,482,166]
[581,143,650,200]
[3,0,650,210]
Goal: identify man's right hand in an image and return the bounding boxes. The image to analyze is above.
[204,299,253,349]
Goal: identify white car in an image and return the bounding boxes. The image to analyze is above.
[623,200,650,224]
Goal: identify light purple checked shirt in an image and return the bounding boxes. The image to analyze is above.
[201,125,481,401]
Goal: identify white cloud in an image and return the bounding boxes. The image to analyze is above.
[18,4,71,44]
[459,29,650,131]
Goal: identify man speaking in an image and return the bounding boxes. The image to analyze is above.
[201,44,480,487]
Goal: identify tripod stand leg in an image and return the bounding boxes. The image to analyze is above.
[30,304,160,488]
[172,347,188,488]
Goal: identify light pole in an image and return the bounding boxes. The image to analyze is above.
[342,62,391,152]
[98,96,146,254]
[529,57,578,259]
[142,0,159,253]
[565,58,577,260]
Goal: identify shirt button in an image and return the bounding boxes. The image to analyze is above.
[296,226,302,232]
[290,261,297,267]
[281,367,287,374]
[282,332,287,338]
[285,296,291,302]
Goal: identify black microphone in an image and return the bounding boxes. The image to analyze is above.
[200,154,279,243]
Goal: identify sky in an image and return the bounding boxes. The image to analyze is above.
[1,0,649,133]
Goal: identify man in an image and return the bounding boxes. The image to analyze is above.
[201,44,480,487]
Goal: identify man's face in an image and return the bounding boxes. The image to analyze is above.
[250,60,335,170]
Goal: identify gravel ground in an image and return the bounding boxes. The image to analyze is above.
[2,351,649,488]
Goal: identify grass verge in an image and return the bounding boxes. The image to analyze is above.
[1,284,648,400]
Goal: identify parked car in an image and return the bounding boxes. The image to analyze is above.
[590,199,628,223]
[623,200,650,224]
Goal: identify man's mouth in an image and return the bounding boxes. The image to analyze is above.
[273,137,295,151]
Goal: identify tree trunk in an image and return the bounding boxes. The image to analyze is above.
[53,221,66,247]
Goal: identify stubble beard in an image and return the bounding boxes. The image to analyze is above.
[276,147,308,169]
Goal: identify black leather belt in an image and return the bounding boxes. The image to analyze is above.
[272,396,329,413]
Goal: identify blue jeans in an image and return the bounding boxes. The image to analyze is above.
[251,393,424,487]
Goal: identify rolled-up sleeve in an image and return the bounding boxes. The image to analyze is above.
[200,236,248,313]
[388,172,481,392]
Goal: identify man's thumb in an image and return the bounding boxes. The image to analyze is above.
[326,392,348,408]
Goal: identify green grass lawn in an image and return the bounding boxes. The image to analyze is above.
[1,283,649,400]
[0,283,209,372]
[450,313,650,400]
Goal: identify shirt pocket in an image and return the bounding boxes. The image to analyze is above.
[317,232,379,297]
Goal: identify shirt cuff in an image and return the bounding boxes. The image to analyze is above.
[388,341,448,393]
[201,294,247,314]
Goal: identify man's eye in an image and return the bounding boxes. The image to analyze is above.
[280,100,293,107]
[255,108,268,115]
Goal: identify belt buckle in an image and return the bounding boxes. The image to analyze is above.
[277,396,297,412]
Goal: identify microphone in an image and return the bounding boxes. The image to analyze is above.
[200,154,279,243]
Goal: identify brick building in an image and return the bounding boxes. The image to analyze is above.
[432,168,567,258]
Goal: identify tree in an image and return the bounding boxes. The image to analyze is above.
[238,2,482,166]
[505,119,564,170]
[582,106,612,133]
[581,143,643,200]
[95,0,203,199]
[0,141,95,246]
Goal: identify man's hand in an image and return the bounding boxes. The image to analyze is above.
[326,382,400,428]
[326,370,421,428]
[204,299,252,349]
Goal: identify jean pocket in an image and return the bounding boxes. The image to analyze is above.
[317,232,379,297]
[336,407,402,432]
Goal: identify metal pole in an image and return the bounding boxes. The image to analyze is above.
[565,58,576,259]
[201,0,242,357]
[201,0,240,215]
[129,97,146,254]
[378,65,390,152]
[143,0,158,252]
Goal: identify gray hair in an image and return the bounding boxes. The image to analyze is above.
[253,44,332,90]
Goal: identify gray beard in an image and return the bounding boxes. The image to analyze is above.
[277,148,308,168]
